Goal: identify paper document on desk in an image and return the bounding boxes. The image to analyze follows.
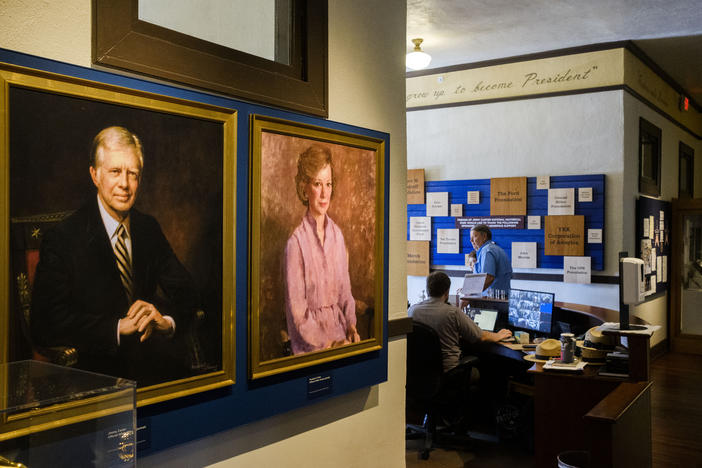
[543,359,586,372]
[460,273,487,298]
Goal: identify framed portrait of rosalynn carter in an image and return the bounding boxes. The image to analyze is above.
[249,115,385,379]
[0,62,236,408]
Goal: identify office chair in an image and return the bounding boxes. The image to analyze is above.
[405,321,479,460]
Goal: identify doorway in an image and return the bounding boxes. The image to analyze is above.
[671,198,702,354]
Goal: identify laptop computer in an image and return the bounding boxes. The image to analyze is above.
[469,308,498,332]
[459,273,487,298]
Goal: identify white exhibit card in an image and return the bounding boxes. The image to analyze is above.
[511,242,537,268]
[651,248,657,272]
[527,215,541,230]
[409,216,431,241]
[662,256,668,283]
[587,228,602,243]
[451,203,463,217]
[426,192,449,217]
[536,176,550,190]
[641,238,652,274]
[643,218,650,238]
[649,215,655,239]
[563,256,591,284]
[656,256,663,282]
[578,187,593,202]
[467,191,480,204]
[547,188,575,215]
[659,215,665,232]
[436,228,460,253]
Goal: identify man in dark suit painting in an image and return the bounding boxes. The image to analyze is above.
[31,126,199,386]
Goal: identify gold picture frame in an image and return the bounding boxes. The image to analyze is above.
[249,115,385,379]
[0,62,236,407]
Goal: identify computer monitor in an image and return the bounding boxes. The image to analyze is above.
[508,289,554,334]
[466,308,498,332]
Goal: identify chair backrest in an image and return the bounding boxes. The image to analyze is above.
[10,211,73,359]
[406,321,444,401]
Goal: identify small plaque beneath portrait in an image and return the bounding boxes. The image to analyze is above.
[437,228,460,254]
[544,215,584,256]
[307,374,333,399]
[407,169,425,204]
[490,177,527,215]
[407,241,430,276]
[426,192,449,217]
[548,188,575,215]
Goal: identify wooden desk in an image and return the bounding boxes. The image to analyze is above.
[529,363,626,467]
[529,326,653,468]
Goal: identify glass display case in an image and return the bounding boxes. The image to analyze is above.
[0,361,136,467]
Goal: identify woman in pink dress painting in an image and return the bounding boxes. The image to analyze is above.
[284,145,361,355]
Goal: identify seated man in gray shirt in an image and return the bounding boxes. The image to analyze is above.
[409,271,512,373]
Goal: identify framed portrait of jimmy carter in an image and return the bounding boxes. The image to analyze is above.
[0,62,236,407]
[249,115,385,379]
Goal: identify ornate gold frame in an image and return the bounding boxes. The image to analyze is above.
[249,115,385,379]
[0,62,236,408]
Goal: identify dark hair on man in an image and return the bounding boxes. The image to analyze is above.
[471,224,492,240]
[426,271,451,298]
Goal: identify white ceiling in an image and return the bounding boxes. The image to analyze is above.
[407,0,702,105]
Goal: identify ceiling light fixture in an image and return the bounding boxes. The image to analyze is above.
[406,38,431,70]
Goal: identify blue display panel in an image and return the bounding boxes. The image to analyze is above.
[407,175,605,270]
[0,48,389,455]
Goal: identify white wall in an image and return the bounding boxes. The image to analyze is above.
[0,1,409,466]
[407,91,626,307]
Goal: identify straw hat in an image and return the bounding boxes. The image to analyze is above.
[523,339,561,362]
[579,326,616,351]
[575,326,616,365]
[577,345,607,365]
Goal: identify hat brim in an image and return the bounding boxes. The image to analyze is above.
[523,352,558,363]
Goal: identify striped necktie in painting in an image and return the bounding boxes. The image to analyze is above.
[114,224,134,303]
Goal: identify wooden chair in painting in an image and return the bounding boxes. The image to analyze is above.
[10,211,78,366]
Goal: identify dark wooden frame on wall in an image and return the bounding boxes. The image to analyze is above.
[92,0,328,117]
[678,141,695,199]
[638,118,662,197]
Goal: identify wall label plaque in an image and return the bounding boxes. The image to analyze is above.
[544,215,584,256]
[407,169,425,204]
[490,177,527,215]
[308,374,333,399]
[456,216,525,230]
[407,241,430,276]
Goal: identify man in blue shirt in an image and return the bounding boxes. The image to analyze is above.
[470,224,512,296]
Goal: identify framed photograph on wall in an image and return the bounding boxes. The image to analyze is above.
[93,1,328,117]
[0,62,236,406]
[249,115,385,379]
[639,117,662,197]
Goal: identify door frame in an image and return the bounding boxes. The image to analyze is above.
[671,198,702,354]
